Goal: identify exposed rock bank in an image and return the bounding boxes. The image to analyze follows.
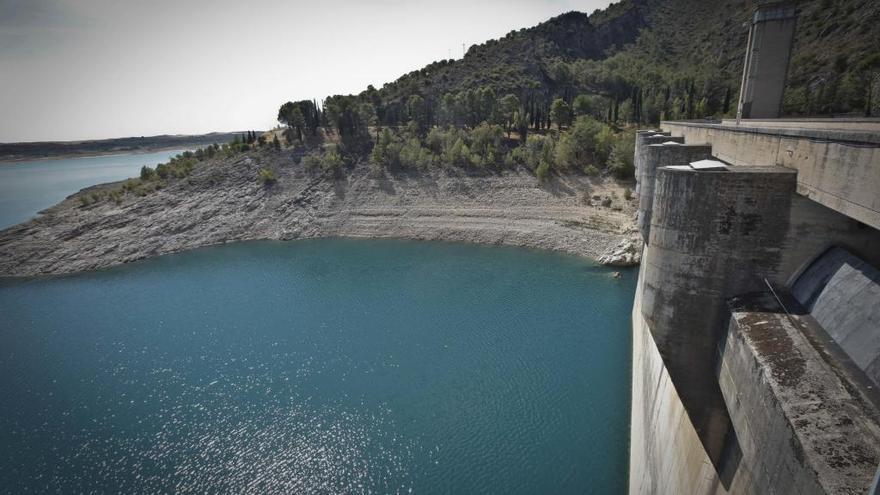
[0,149,641,277]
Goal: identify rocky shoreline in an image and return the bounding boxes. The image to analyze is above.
[0,149,642,278]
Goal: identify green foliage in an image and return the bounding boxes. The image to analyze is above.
[140,165,156,181]
[323,95,374,155]
[155,155,196,180]
[443,137,472,167]
[278,100,322,136]
[550,98,573,129]
[573,94,605,120]
[302,146,345,175]
[302,152,322,172]
[259,168,276,185]
[608,131,636,179]
[554,116,608,171]
[535,160,552,183]
[321,146,345,175]
[469,123,505,167]
[512,134,554,171]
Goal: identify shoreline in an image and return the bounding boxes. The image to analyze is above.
[0,145,194,165]
[0,149,641,278]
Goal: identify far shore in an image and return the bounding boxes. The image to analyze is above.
[0,131,250,164]
[0,145,193,164]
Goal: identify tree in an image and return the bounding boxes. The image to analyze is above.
[323,95,373,155]
[550,98,573,129]
[554,116,606,171]
[573,94,603,120]
[608,132,636,179]
[407,95,429,134]
[470,123,505,167]
[498,94,520,138]
[513,110,529,143]
[140,165,156,181]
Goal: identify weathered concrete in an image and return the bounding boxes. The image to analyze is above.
[629,265,729,495]
[719,292,880,494]
[635,143,712,242]
[634,134,684,195]
[641,165,798,463]
[630,119,880,494]
[662,119,880,230]
[791,247,880,385]
[736,1,797,119]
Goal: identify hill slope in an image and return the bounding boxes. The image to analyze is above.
[348,0,879,124]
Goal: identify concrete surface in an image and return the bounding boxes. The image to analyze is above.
[720,292,880,494]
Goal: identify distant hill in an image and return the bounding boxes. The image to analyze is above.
[348,0,879,125]
[0,132,255,162]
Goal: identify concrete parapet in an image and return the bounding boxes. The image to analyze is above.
[719,292,880,494]
[661,120,880,230]
[641,165,797,463]
[636,143,713,242]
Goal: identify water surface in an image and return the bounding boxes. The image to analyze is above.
[0,149,185,229]
[0,239,635,493]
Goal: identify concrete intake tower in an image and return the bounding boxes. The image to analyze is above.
[628,2,880,493]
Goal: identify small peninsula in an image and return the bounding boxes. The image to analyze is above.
[0,142,640,278]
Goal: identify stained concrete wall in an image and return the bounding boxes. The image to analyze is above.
[719,292,880,494]
[641,165,797,462]
[630,122,880,495]
[661,120,880,230]
[629,266,729,495]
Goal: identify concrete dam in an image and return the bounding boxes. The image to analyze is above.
[628,3,880,493]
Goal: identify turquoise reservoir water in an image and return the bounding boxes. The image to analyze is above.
[0,150,185,229]
[0,239,635,493]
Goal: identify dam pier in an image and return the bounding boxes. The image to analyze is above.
[629,2,880,492]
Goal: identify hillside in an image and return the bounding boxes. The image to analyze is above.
[347,0,879,125]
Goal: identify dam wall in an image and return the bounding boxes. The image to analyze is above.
[661,119,880,230]
[630,269,729,495]
[630,119,880,494]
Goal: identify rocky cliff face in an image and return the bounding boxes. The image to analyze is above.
[0,149,639,277]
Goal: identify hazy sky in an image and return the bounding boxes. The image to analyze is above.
[0,0,614,143]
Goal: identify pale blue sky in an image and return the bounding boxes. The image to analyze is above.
[0,0,614,142]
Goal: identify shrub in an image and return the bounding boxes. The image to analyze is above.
[140,165,156,181]
[555,116,608,171]
[608,132,636,179]
[302,152,322,172]
[519,134,555,170]
[536,160,552,183]
[259,168,276,185]
[584,165,600,177]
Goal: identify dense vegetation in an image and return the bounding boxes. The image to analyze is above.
[361,0,879,124]
[267,0,878,182]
